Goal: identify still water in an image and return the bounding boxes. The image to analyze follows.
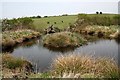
[10,38,119,72]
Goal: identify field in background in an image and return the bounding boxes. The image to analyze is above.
[31,14,119,32]
[32,15,77,32]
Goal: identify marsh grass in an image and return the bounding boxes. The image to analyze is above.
[74,25,119,38]
[2,54,33,78]
[43,32,86,48]
[2,29,40,48]
[2,54,26,69]
[51,54,119,78]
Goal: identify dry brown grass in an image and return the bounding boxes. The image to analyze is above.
[43,32,86,48]
[51,54,119,78]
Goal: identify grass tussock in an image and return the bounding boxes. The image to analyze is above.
[43,32,86,48]
[73,25,119,38]
[2,54,33,78]
[2,29,40,47]
[2,54,32,69]
[51,54,119,78]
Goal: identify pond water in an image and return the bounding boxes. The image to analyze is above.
[8,38,119,72]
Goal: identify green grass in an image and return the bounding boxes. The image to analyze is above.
[31,14,119,32]
[42,32,86,48]
[32,15,78,32]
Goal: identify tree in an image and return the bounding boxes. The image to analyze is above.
[100,12,102,14]
[96,12,99,14]
[37,15,41,18]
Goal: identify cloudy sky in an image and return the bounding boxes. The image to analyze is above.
[0,0,119,19]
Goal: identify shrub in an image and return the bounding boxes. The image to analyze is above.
[44,16,48,18]
[62,14,68,16]
[2,17,34,31]
[96,12,99,14]
[43,32,86,48]
[47,22,50,24]
[37,15,41,18]
[51,54,120,78]
[77,14,120,26]
[100,12,102,14]
[54,22,56,24]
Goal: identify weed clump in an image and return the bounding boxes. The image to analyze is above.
[51,54,119,78]
[43,32,86,48]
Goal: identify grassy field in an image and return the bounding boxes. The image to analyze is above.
[32,15,78,32]
[31,14,119,32]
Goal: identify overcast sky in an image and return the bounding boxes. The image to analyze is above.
[0,0,120,19]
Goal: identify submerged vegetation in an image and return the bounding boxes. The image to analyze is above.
[43,32,86,48]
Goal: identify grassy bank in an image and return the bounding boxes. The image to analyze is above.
[73,25,119,38]
[2,29,40,49]
[42,32,86,48]
[2,54,33,78]
[28,53,119,78]
[51,54,119,78]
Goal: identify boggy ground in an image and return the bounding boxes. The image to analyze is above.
[42,32,87,48]
[29,54,120,78]
[2,29,41,50]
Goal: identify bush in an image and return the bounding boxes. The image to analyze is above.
[44,16,48,18]
[37,15,41,18]
[77,14,120,26]
[2,17,34,31]
[51,54,119,78]
[43,32,86,48]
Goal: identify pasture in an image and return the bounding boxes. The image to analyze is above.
[32,15,78,32]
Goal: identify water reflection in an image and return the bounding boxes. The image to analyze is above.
[3,38,119,72]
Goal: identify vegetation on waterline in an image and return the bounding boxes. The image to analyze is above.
[2,29,40,48]
[42,32,86,48]
[74,25,119,38]
[2,54,33,78]
[51,54,119,78]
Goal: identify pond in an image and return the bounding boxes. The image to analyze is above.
[5,38,120,72]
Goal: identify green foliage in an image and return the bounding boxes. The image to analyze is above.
[2,17,33,31]
[2,29,40,47]
[43,32,86,48]
[77,14,120,26]
[3,54,25,69]
[32,15,77,32]
[29,72,51,78]
[113,15,120,25]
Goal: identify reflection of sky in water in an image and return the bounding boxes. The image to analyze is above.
[12,39,119,72]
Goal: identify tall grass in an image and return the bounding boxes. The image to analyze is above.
[2,29,40,48]
[42,32,86,48]
[51,54,119,78]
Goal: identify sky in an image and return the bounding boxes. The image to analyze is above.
[0,0,120,19]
